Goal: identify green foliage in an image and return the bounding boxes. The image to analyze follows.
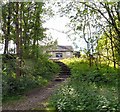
[2,70,48,96]
[61,58,118,86]
[23,57,60,80]
[2,2,61,103]
[50,58,119,111]
[50,81,119,111]
[2,2,46,55]
[2,55,60,101]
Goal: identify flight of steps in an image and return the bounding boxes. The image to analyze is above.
[54,61,71,81]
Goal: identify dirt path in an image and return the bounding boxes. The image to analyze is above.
[2,61,71,111]
[2,75,69,111]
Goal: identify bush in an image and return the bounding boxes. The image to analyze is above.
[2,70,48,97]
[50,81,119,111]
[23,58,60,80]
[2,55,60,100]
[61,58,118,86]
[50,58,119,111]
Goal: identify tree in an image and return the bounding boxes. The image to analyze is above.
[53,1,120,66]
[80,2,120,65]
[53,0,120,103]
[2,2,46,76]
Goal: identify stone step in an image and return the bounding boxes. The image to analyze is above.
[60,67,70,70]
[54,78,65,81]
[54,75,69,81]
[60,69,70,71]
[54,61,71,77]
[60,72,70,74]
[59,72,71,74]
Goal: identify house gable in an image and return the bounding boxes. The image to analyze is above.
[48,45,74,60]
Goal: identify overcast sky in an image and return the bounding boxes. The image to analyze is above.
[43,1,87,51]
[43,15,87,51]
[43,16,72,44]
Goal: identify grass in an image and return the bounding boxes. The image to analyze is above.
[2,58,60,103]
[2,95,26,104]
[49,58,119,111]
[31,99,57,111]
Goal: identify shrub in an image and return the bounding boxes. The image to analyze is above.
[23,58,60,80]
[2,70,48,97]
[50,58,119,111]
[50,81,119,111]
[2,55,60,100]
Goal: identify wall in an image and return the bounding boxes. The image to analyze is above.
[49,51,73,59]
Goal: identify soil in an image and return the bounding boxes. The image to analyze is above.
[2,61,71,111]
[2,75,69,111]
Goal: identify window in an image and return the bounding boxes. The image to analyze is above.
[66,52,71,56]
[56,53,62,57]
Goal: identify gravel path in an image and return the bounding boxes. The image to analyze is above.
[2,75,69,111]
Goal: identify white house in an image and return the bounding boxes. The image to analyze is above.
[47,45,74,60]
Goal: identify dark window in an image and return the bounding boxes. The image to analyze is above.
[56,53,62,57]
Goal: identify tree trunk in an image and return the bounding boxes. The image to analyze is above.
[15,2,21,77]
[19,3,23,76]
[4,2,11,54]
[4,37,9,54]
[109,30,116,69]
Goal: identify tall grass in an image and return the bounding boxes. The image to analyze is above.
[2,58,60,102]
[50,58,119,111]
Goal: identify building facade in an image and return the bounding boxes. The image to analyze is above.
[48,45,74,60]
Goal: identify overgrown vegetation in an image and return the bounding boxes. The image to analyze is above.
[47,2,120,110]
[1,1,120,110]
[2,54,60,102]
[1,2,60,102]
[50,58,119,111]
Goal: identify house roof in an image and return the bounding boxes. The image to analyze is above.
[48,45,74,52]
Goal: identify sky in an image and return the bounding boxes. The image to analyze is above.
[43,1,87,51]
[43,15,87,51]
[43,16,72,45]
